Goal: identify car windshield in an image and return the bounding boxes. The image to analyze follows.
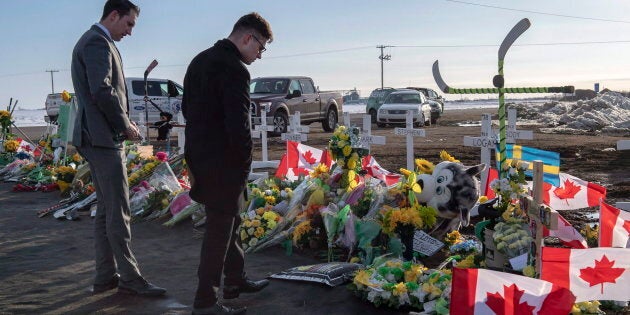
[385,93,421,104]
[249,79,289,94]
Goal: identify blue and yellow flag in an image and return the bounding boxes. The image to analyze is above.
[497,144,560,186]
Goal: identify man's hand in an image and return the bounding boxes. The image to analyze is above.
[124,122,142,140]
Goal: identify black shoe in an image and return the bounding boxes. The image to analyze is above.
[118,277,166,296]
[93,274,119,294]
[223,278,269,299]
[192,303,246,315]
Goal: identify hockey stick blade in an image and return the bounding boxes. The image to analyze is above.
[432,60,450,93]
[143,59,158,79]
[498,18,531,61]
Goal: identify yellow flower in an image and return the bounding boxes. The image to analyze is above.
[392,282,408,296]
[61,90,72,102]
[72,153,83,163]
[262,211,278,222]
[337,140,347,149]
[254,227,265,238]
[347,159,357,170]
[339,132,349,141]
[251,220,261,227]
[354,270,378,287]
[440,150,460,163]
[385,260,402,268]
[522,265,536,278]
[479,195,489,203]
[456,254,477,268]
[292,220,312,243]
[342,145,352,157]
[404,265,425,282]
[399,168,412,177]
[414,159,435,174]
[240,230,248,241]
[0,110,10,120]
[3,139,19,152]
[264,195,276,205]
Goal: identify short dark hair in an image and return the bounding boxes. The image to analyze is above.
[101,0,140,21]
[231,12,273,43]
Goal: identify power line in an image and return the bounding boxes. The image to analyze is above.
[444,0,630,24]
[392,40,630,48]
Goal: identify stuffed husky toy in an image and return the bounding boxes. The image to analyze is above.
[415,161,485,237]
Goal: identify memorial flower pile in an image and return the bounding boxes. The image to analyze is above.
[328,125,367,191]
[489,159,529,221]
[350,258,451,313]
[240,205,281,251]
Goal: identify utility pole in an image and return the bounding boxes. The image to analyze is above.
[45,69,59,94]
[377,45,391,89]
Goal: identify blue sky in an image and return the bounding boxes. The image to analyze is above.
[2,0,630,108]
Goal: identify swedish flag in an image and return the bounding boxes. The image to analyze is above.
[497,144,560,186]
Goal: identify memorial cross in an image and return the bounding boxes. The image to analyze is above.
[281,111,309,143]
[394,111,426,170]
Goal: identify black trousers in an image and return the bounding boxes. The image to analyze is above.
[193,205,245,308]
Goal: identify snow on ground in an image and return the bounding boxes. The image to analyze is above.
[509,92,630,135]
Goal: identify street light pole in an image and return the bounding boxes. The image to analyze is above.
[377,45,391,89]
[45,69,59,94]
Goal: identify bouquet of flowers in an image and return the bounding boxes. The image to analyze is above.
[489,159,529,220]
[3,139,19,153]
[54,165,77,193]
[350,258,451,313]
[240,205,281,251]
[328,125,368,192]
[0,109,12,137]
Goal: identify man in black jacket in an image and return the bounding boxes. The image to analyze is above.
[182,13,273,315]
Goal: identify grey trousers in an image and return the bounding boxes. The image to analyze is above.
[77,145,141,284]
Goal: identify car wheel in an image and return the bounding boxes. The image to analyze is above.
[369,109,377,123]
[271,111,288,136]
[431,117,438,125]
[322,108,338,132]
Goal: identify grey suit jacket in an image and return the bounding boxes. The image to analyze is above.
[71,25,131,148]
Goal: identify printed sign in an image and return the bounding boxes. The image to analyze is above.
[413,230,444,256]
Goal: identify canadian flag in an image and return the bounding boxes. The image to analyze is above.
[274,141,332,181]
[528,172,606,210]
[484,167,499,199]
[599,201,630,248]
[361,155,401,186]
[450,268,576,315]
[541,247,630,302]
[542,214,588,249]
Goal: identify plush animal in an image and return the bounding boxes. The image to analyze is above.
[415,161,485,237]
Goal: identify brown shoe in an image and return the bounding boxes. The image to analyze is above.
[223,278,269,299]
[92,274,119,294]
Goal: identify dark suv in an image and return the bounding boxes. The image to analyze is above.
[365,87,397,123]
[406,87,444,112]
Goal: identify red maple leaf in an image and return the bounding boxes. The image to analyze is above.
[554,179,581,200]
[485,283,536,315]
[301,150,317,165]
[579,255,625,294]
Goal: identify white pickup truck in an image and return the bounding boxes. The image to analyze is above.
[45,77,183,124]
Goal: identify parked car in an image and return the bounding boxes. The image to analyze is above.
[365,87,397,123]
[376,89,431,128]
[406,87,444,113]
[249,76,342,135]
[127,77,183,124]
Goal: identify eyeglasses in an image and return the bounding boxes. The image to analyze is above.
[251,34,267,54]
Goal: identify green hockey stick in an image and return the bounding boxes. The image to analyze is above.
[432,18,574,178]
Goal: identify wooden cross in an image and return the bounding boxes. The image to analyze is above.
[342,111,352,127]
[524,161,559,275]
[174,112,186,154]
[463,113,496,191]
[357,115,386,152]
[493,108,533,143]
[249,105,280,180]
[394,111,426,170]
[616,140,630,211]
[281,111,309,143]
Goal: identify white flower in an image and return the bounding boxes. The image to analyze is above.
[398,293,411,305]
[367,290,379,302]
[247,228,255,235]
[264,189,272,196]
[508,167,517,176]
[248,238,258,247]
[410,288,427,301]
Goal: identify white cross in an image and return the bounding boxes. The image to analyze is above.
[174,112,185,154]
[464,113,496,191]
[281,111,309,143]
[137,113,147,144]
[616,140,630,211]
[357,115,386,152]
[342,112,352,127]
[493,108,533,143]
[394,110,426,170]
[251,104,279,169]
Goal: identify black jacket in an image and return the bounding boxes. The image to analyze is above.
[182,39,252,208]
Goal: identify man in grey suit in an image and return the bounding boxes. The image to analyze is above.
[71,0,165,296]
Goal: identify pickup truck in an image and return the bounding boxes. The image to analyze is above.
[249,76,342,135]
